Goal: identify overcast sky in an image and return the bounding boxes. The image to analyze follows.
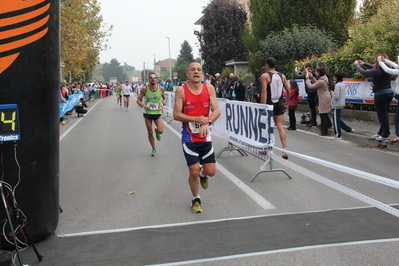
[98,0,363,71]
[98,0,207,70]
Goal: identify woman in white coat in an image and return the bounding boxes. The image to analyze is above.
[377,55,399,142]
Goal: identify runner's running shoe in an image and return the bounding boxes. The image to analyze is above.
[155,128,161,141]
[191,198,202,213]
[282,152,288,160]
[151,148,157,157]
[199,165,208,189]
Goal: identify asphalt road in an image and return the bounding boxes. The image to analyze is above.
[22,95,399,265]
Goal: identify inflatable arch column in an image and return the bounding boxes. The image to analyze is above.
[0,0,60,246]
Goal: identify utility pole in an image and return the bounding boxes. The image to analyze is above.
[166,37,172,81]
[152,54,156,76]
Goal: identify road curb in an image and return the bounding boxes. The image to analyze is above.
[285,121,399,152]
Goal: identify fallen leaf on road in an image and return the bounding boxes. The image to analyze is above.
[126,191,135,195]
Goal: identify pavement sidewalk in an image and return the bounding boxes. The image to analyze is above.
[284,110,399,152]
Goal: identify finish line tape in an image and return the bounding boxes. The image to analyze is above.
[271,148,399,218]
[273,147,399,189]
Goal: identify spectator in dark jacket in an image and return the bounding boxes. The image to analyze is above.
[254,69,262,103]
[355,54,394,140]
[224,73,235,99]
[75,98,88,117]
[235,79,246,101]
[295,63,317,126]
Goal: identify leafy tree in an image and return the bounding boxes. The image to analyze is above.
[196,0,248,74]
[245,0,356,70]
[248,0,356,45]
[342,0,399,63]
[122,63,136,80]
[291,1,399,79]
[358,0,385,23]
[177,41,195,64]
[221,67,234,77]
[102,59,128,83]
[256,25,337,77]
[61,0,112,82]
[173,41,195,80]
[90,64,104,82]
[123,63,135,72]
[241,72,255,86]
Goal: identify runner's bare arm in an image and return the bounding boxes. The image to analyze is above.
[261,73,270,104]
[160,86,167,105]
[207,84,221,123]
[136,87,148,109]
[160,86,167,111]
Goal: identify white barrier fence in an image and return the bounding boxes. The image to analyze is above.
[164,91,398,218]
[273,147,399,218]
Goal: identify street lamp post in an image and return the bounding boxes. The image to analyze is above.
[166,37,172,81]
[143,62,146,83]
[152,54,156,76]
[60,62,65,82]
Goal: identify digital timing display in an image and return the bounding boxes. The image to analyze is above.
[0,104,21,142]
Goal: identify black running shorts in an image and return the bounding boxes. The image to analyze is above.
[182,142,216,166]
[143,114,162,120]
[272,98,285,116]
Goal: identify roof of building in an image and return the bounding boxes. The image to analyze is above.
[158,58,176,68]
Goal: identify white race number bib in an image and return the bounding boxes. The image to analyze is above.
[188,122,202,134]
[148,102,159,110]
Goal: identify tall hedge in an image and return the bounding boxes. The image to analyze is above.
[245,0,356,72]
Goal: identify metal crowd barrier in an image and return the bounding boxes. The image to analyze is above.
[215,142,292,182]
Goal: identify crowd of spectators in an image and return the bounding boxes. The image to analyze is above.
[59,58,399,142]
[205,65,349,138]
[59,81,115,103]
[208,71,265,103]
[59,81,114,124]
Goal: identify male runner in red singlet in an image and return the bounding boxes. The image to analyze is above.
[173,62,221,213]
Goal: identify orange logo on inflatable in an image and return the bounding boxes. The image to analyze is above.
[0,0,50,73]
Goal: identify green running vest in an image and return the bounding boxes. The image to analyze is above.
[145,85,162,115]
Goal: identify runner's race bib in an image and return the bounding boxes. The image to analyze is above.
[188,122,202,134]
[148,102,159,110]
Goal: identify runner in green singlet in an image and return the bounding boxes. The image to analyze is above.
[136,73,167,156]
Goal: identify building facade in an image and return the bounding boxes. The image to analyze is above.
[154,58,176,80]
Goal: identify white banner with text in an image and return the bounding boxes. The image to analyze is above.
[164,92,275,148]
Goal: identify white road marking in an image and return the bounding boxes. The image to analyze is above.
[164,122,276,210]
[149,238,399,266]
[59,204,399,237]
[59,97,275,211]
[59,99,102,142]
